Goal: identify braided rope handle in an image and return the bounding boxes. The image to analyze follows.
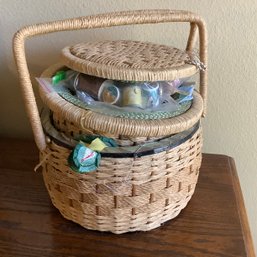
[13,9,208,151]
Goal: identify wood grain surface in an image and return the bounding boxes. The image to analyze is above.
[0,138,255,257]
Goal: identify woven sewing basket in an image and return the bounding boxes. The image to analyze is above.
[13,9,208,234]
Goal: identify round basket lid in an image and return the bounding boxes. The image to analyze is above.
[61,40,198,81]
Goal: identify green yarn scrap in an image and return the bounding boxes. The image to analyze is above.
[52,71,67,85]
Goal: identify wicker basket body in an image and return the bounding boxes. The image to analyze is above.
[41,124,202,234]
[13,9,207,234]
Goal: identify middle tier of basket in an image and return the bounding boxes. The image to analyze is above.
[39,64,204,146]
[51,112,168,146]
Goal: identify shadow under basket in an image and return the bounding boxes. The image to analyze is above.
[41,122,202,234]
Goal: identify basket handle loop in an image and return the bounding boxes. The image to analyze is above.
[13,9,207,152]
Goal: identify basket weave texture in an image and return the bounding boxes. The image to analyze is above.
[52,113,166,146]
[42,125,202,234]
[62,40,197,81]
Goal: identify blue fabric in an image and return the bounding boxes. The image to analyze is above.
[68,143,100,173]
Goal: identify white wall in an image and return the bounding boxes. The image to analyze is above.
[1,0,256,250]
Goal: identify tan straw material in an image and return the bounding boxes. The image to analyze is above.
[13,9,207,152]
[41,124,202,234]
[52,113,167,147]
[13,10,207,233]
[62,40,198,81]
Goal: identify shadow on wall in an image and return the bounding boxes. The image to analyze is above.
[0,48,58,138]
[0,66,29,138]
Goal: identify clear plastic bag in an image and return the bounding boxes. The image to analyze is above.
[37,70,195,119]
[56,71,193,110]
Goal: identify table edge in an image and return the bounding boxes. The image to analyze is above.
[228,156,256,257]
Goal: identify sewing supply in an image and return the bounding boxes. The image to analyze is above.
[98,81,120,104]
[76,135,118,147]
[141,83,160,108]
[122,85,142,108]
[68,142,101,173]
[75,73,106,100]
[88,138,108,152]
[52,71,66,85]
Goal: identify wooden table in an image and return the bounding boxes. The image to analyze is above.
[0,139,255,257]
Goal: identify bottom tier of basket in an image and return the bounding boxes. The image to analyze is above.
[41,124,202,234]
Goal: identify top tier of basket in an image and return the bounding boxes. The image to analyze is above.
[13,9,207,152]
[61,40,198,82]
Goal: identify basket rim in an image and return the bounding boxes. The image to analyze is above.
[41,108,201,158]
[39,63,203,137]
